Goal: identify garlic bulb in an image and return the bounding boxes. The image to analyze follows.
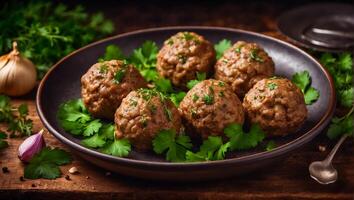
[0,42,37,96]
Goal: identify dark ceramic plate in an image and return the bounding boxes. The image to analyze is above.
[277,3,354,52]
[37,27,335,181]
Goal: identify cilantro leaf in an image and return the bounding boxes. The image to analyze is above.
[101,139,131,157]
[99,45,125,61]
[186,72,207,89]
[155,78,173,94]
[225,123,265,150]
[327,107,353,139]
[0,132,8,149]
[292,71,310,93]
[186,136,229,162]
[153,129,192,162]
[214,39,232,59]
[266,140,276,151]
[291,70,320,105]
[304,87,320,105]
[319,52,353,107]
[169,92,186,107]
[81,133,106,148]
[24,147,72,179]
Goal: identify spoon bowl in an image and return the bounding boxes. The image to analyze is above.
[309,161,338,184]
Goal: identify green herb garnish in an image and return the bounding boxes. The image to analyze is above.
[250,49,264,62]
[267,82,278,90]
[113,69,126,84]
[187,72,206,89]
[224,123,265,150]
[292,71,320,105]
[153,129,192,162]
[24,147,72,179]
[214,39,232,59]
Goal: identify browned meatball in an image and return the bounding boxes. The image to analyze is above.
[243,78,307,137]
[179,79,244,139]
[115,89,182,151]
[81,60,147,119]
[215,41,275,98]
[157,32,216,88]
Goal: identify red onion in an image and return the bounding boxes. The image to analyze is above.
[18,129,45,162]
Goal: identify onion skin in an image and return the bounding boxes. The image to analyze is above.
[18,129,46,163]
[0,42,37,96]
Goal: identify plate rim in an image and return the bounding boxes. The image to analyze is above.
[36,26,336,168]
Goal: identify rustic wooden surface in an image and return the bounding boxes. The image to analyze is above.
[1,1,354,199]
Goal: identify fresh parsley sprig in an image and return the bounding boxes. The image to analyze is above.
[224,123,265,151]
[0,1,114,78]
[214,39,232,59]
[292,70,320,105]
[0,132,8,149]
[57,99,131,157]
[319,53,353,107]
[186,136,230,162]
[327,106,353,139]
[24,147,72,179]
[0,95,32,137]
[152,129,192,162]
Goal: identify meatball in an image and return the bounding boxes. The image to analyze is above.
[157,32,216,88]
[81,60,147,119]
[179,79,244,139]
[243,77,307,137]
[115,89,182,151]
[215,41,275,98]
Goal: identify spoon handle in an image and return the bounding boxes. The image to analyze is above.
[324,134,348,166]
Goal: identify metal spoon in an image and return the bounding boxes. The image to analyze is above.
[309,134,348,184]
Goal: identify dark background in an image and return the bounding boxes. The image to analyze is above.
[58,0,354,35]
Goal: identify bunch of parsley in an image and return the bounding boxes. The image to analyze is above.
[0,0,114,78]
[0,95,32,137]
[319,53,353,108]
[57,99,131,157]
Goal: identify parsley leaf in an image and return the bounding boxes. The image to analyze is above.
[0,95,32,137]
[266,140,276,151]
[186,72,207,89]
[327,107,353,139]
[224,123,265,150]
[99,45,125,61]
[214,39,232,59]
[291,70,320,105]
[101,139,131,157]
[24,147,72,179]
[153,129,192,162]
[169,92,186,107]
[113,68,126,84]
[0,132,8,149]
[319,52,353,107]
[186,136,230,162]
[0,1,114,78]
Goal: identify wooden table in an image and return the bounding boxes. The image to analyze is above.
[1,1,353,199]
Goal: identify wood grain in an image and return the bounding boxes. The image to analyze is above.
[1,1,354,199]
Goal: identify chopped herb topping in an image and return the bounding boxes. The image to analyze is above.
[235,45,244,53]
[149,104,157,113]
[137,88,160,101]
[164,107,173,121]
[192,94,199,102]
[178,54,187,64]
[219,91,224,97]
[222,59,229,64]
[191,109,197,118]
[203,86,215,105]
[267,82,278,90]
[130,99,138,107]
[167,39,174,45]
[250,49,264,62]
[113,69,126,84]
[140,116,148,127]
[218,81,225,87]
[99,64,108,74]
[203,95,214,105]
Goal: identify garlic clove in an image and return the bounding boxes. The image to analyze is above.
[18,129,46,163]
[0,42,37,96]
